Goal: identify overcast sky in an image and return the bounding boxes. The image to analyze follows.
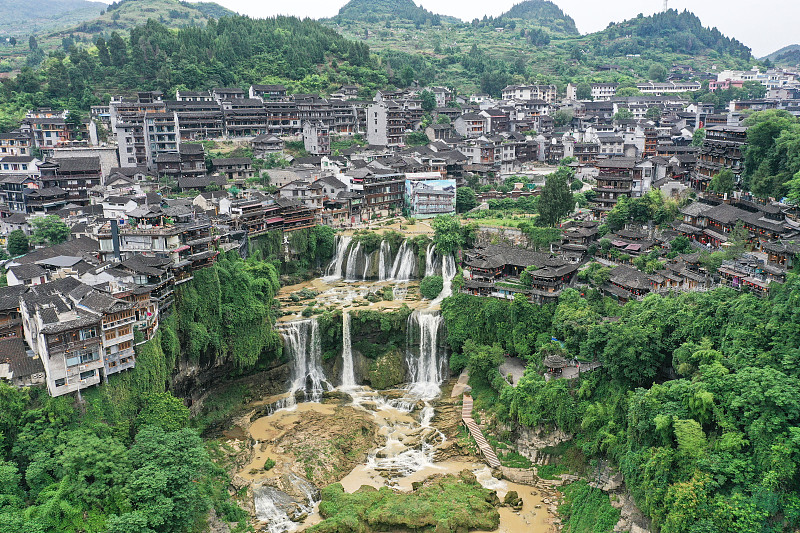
[178,0,797,57]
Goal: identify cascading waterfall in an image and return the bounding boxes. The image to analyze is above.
[405,311,447,399]
[362,251,373,281]
[325,235,352,279]
[432,254,457,305]
[425,243,439,277]
[280,318,332,404]
[378,240,392,281]
[391,241,416,281]
[344,242,362,281]
[340,311,356,388]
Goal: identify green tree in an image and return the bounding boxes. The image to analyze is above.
[136,392,190,432]
[646,107,662,122]
[648,63,668,82]
[28,35,37,50]
[95,37,111,67]
[6,230,28,256]
[670,235,691,254]
[30,215,70,246]
[613,109,634,121]
[432,215,465,254]
[109,427,213,533]
[692,128,706,147]
[537,167,574,226]
[616,87,641,97]
[552,109,573,127]
[420,275,444,299]
[420,90,436,112]
[576,82,592,100]
[436,115,450,125]
[708,168,736,195]
[456,187,477,213]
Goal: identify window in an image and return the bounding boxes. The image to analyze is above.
[55,378,66,387]
[79,328,97,340]
[80,369,95,381]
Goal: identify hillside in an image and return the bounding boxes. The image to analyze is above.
[326,7,755,95]
[763,44,800,66]
[67,0,236,35]
[333,0,444,26]
[498,0,579,36]
[0,0,105,36]
[590,9,751,60]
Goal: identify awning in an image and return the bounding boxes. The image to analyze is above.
[266,217,284,224]
[173,245,190,253]
[625,244,642,251]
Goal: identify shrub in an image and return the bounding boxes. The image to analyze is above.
[420,275,444,299]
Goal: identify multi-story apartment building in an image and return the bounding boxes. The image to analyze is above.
[37,156,102,207]
[303,121,331,155]
[111,93,167,168]
[636,82,702,95]
[167,100,224,140]
[592,158,636,216]
[145,112,179,169]
[212,157,254,181]
[0,132,31,157]
[222,99,270,137]
[692,125,748,191]
[366,103,406,147]
[96,210,217,281]
[591,83,619,101]
[19,277,138,397]
[250,84,288,101]
[502,85,558,104]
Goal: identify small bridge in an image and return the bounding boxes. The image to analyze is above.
[461,394,501,469]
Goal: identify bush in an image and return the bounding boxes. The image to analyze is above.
[420,275,444,299]
[264,458,276,471]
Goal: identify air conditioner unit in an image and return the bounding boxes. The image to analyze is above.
[79,365,86,370]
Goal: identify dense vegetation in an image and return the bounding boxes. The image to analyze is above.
[442,280,800,532]
[496,0,579,35]
[311,472,500,532]
[333,0,443,26]
[741,110,800,199]
[595,10,751,59]
[0,224,341,531]
[0,15,380,130]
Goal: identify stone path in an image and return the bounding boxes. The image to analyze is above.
[461,394,501,468]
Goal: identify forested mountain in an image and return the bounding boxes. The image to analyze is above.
[497,0,579,36]
[0,0,105,36]
[61,0,236,37]
[333,0,444,26]
[763,44,800,67]
[590,9,751,59]
[0,15,381,129]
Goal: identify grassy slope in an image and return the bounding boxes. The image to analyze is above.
[0,0,106,36]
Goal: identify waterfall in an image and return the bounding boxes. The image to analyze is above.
[280,318,331,404]
[340,311,356,388]
[344,242,362,281]
[425,243,439,277]
[325,235,352,279]
[391,241,416,281]
[405,311,447,399]
[432,254,457,305]
[362,251,373,281]
[378,240,392,281]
